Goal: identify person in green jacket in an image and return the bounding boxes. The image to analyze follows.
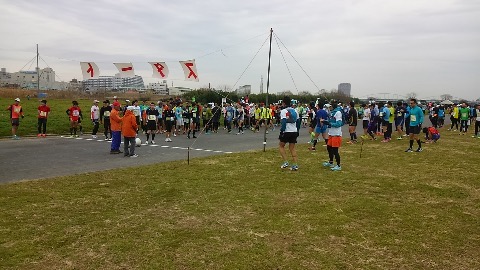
[459,102,470,135]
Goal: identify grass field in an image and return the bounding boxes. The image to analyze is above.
[0,89,160,137]
[0,128,479,269]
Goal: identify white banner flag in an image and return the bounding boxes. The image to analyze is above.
[179,60,199,82]
[114,63,135,78]
[80,62,99,80]
[149,62,169,79]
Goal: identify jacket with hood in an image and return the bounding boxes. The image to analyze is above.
[122,110,138,137]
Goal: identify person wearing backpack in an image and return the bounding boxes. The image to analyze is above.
[279,96,299,171]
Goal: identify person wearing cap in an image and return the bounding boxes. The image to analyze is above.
[322,101,344,171]
[122,106,138,157]
[91,100,100,138]
[66,101,82,137]
[6,98,24,139]
[100,100,112,140]
[37,99,50,137]
[110,101,123,154]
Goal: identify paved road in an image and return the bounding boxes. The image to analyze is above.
[1,117,439,183]
[0,127,314,183]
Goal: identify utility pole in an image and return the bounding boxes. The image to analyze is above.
[36,44,40,95]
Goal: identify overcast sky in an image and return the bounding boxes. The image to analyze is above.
[1,0,479,100]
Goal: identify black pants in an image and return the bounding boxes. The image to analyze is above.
[92,120,99,135]
[405,117,410,135]
[475,121,480,136]
[460,120,468,132]
[103,118,111,138]
[38,118,47,134]
[450,116,459,130]
[384,122,393,139]
[327,145,340,165]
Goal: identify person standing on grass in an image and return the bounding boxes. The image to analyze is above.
[346,101,358,144]
[309,102,329,151]
[110,101,123,154]
[100,100,112,140]
[6,98,24,139]
[381,103,392,142]
[122,107,138,158]
[394,101,405,140]
[449,104,459,131]
[361,103,370,139]
[90,100,100,139]
[459,102,470,135]
[37,99,50,137]
[405,98,424,153]
[472,104,480,138]
[322,102,344,171]
[279,96,299,171]
[66,101,82,137]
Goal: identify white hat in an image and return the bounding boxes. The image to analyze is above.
[93,100,99,103]
[14,98,20,102]
[125,99,130,102]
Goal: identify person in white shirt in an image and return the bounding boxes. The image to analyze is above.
[90,100,100,138]
[362,104,371,138]
[279,96,300,171]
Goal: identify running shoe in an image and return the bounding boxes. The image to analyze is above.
[331,165,342,171]
[280,162,289,169]
[397,137,403,140]
[37,134,42,137]
[92,135,97,139]
[416,148,423,152]
[322,161,334,167]
[173,133,177,137]
[151,140,155,144]
[145,141,149,145]
[290,165,299,171]
[105,137,109,141]
[405,148,413,153]
[41,134,46,137]
[130,154,139,158]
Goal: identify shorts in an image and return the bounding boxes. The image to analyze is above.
[395,119,404,127]
[315,125,327,134]
[362,120,369,129]
[147,120,157,131]
[176,118,184,126]
[432,134,440,141]
[11,118,20,126]
[327,136,342,148]
[279,132,298,144]
[165,121,174,132]
[309,120,316,129]
[410,125,421,134]
[349,121,357,127]
[382,120,389,127]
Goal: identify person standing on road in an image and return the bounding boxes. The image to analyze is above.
[91,100,100,138]
[66,101,82,137]
[100,100,112,140]
[164,104,176,142]
[122,107,138,157]
[37,99,50,137]
[405,98,424,153]
[6,98,24,139]
[145,102,159,144]
[279,96,300,171]
[110,101,123,154]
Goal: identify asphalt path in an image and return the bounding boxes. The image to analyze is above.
[0,126,316,183]
[1,117,439,184]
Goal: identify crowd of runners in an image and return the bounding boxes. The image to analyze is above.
[5,96,480,164]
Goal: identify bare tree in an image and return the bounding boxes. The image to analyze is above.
[440,94,453,100]
[406,92,417,99]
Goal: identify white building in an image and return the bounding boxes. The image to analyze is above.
[0,67,67,90]
[148,80,168,95]
[169,86,192,96]
[83,73,144,92]
[236,85,251,95]
[338,83,351,96]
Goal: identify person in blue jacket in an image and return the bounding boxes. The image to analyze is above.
[405,98,424,152]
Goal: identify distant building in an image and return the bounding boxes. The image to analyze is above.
[67,79,83,91]
[169,86,192,96]
[236,85,251,96]
[0,67,67,90]
[338,83,351,96]
[83,73,144,92]
[148,81,168,95]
